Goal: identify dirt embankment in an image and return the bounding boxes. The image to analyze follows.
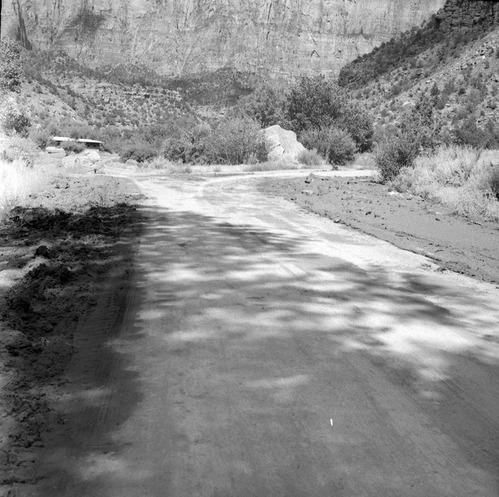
[0,175,144,494]
[258,174,499,285]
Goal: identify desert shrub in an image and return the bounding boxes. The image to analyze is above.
[297,149,324,167]
[2,109,31,136]
[287,76,343,132]
[0,39,24,92]
[28,127,51,149]
[300,126,356,166]
[392,146,499,220]
[163,124,211,164]
[1,160,51,219]
[236,82,290,128]
[1,136,39,166]
[61,141,86,155]
[453,119,489,149]
[337,103,374,153]
[203,117,268,165]
[375,95,441,182]
[120,144,158,163]
[375,137,421,182]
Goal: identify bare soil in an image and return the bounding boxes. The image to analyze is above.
[0,174,143,495]
[257,174,499,285]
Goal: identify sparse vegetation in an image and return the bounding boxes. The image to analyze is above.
[0,40,24,93]
[297,149,324,167]
[300,126,356,166]
[61,141,86,155]
[392,146,499,221]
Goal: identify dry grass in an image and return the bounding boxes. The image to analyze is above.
[244,159,301,172]
[392,146,499,221]
[0,159,52,219]
[0,134,55,219]
[136,157,192,174]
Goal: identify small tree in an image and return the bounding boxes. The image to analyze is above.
[287,76,344,132]
[236,82,290,128]
[300,126,356,166]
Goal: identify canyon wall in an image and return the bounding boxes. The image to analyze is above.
[436,0,499,31]
[1,0,446,78]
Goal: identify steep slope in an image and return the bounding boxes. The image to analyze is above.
[338,0,499,141]
[1,0,445,78]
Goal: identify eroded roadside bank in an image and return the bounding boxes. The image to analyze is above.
[0,175,144,495]
[257,175,499,285]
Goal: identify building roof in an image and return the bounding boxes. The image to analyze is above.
[77,138,103,144]
[51,137,103,144]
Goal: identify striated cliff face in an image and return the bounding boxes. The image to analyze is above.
[1,0,446,78]
[436,0,499,31]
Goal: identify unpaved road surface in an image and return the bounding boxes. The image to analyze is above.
[31,173,499,496]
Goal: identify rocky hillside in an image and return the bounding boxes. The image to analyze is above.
[1,0,445,79]
[338,0,499,142]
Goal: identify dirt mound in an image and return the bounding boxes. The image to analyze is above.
[0,176,144,493]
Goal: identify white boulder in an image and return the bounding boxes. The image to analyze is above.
[263,125,306,162]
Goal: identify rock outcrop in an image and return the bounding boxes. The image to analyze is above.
[436,0,499,32]
[263,125,306,162]
[1,0,445,78]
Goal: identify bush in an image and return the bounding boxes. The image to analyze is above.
[1,136,39,166]
[236,83,290,128]
[375,95,441,182]
[163,124,210,164]
[453,119,489,149]
[297,149,324,167]
[61,141,86,155]
[375,137,424,183]
[0,40,24,93]
[2,109,31,137]
[299,126,356,166]
[287,76,343,132]
[120,144,158,163]
[203,117,268,165]
[337,103,374,153]
[391,146,499,220]
[29,127,51,149]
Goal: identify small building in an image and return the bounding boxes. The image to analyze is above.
[50,136,103,150]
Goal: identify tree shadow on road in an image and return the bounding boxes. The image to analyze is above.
[34,204,499,496]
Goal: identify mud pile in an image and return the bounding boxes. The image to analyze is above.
[0,178,143,492]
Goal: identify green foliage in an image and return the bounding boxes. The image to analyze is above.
[0,40,24,93]
[2,109,31,136]
[237,76,373,153]
[297,149,324,167]
[375,138,420,183]
[453,118,499,150]
[203,117,268,165]
[375,95,441,182]
[28,127,51,149]
[0,136,39,165]
[287,76,343,132]
[235,82,290,128]
[120,144,158,163]
[337,104,374,153]
[163,124,211,164]
[300,126,356,166]
[61,141,86,155]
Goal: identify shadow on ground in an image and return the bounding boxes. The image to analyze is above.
[31,203,499,496]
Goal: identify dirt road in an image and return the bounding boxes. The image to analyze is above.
[32,172,499,496]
